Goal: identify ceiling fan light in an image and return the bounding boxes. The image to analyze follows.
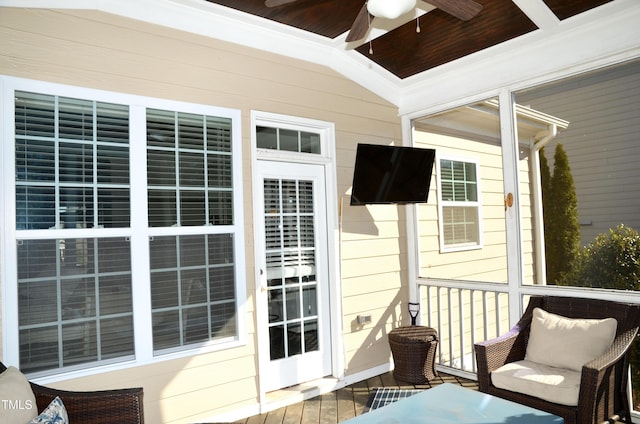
[367,0,417,19]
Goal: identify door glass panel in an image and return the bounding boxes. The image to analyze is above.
[304,320,318,352]
[268,289,283,323]
[264,177,319,360]
[286,287,301,320]
[280,129,298,152]
[303,287,317,317]
[269,325,285,360]
[287,322,302,356]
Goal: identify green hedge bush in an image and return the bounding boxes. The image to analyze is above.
[562,224,640,406]
[575,224,640,290]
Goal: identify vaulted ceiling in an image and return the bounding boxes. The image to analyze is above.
[205,0,613,79]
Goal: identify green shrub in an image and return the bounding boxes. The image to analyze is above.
[576,224,640,290]
[568,224,640,407]
[543,144,581,285]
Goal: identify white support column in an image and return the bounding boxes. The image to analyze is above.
[498,90,526,326]
[402,114,422,324]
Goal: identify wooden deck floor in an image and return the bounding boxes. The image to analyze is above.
[229,371,478,424]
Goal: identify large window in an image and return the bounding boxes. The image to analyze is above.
[5,81,244,376]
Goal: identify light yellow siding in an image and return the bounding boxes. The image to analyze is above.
[413,129,509,283]
[0,7,404,423]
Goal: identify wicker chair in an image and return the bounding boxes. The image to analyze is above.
[474,296,640,424]
[0,362,144,424]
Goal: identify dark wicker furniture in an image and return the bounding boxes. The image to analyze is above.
[0,362,144,424]
[474,296,640,424]
[388,326,438,383]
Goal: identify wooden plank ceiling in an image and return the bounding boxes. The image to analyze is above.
[205,0,613,79]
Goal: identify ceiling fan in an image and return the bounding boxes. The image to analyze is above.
[265,0,483,42]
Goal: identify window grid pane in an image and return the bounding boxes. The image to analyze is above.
[15,91,130,230]
[150,234,237,353]
[17,237,134,373]
[442,206,480,245]
[147,109,233,227]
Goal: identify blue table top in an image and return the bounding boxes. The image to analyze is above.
[341,383,563,424]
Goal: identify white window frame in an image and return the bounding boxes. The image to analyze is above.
[1,76,246,381]
[436,154,483,253]
[253,111,334,164]
[250,110,346,391]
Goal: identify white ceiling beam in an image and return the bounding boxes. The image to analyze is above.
[511,0,560,29]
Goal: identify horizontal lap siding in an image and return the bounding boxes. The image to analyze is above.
[414,130,509,283]
[413,120,536,285]
[0,8,402,423]
[517,62,640,246]
[340,201,407,375]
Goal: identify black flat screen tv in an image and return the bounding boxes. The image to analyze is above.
[350,143,436,205]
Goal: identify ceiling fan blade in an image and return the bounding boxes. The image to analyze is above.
[346,3,371,42]
[425,0,482,21]
[265,0,299,7]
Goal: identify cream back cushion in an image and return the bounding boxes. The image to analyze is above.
[525,307,617,371]
[0,366,38,423]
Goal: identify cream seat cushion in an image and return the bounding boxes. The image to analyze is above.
[491,360,581,406]
[525,307,617,371]
[0,366,38,423]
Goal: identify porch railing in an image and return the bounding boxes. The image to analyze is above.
[416,279,511,379]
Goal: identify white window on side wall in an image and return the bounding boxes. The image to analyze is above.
[3,78,245,377]
[437,156,483,252]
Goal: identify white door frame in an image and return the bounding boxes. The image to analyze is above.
[250,111,343,402]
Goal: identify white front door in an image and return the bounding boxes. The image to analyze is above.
[255,160,332,391]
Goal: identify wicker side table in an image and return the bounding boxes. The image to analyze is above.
[388,326,439,383]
